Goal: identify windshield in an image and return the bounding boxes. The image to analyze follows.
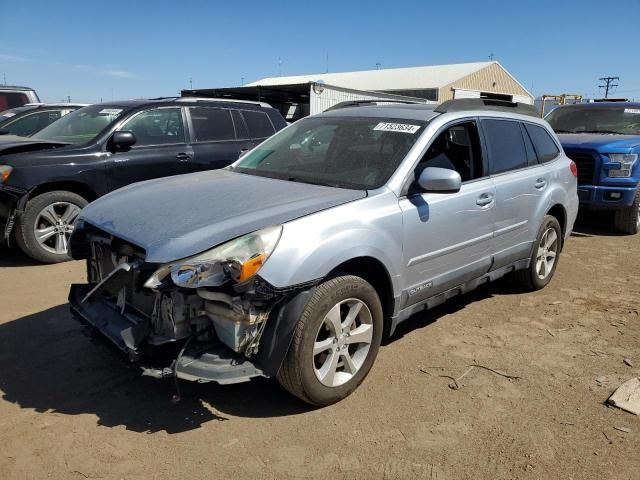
[546,105,640,135]
[32,105,127,144]
[233,116,426,189]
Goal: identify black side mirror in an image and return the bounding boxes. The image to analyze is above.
[109,131,136,152]
[417,167,462,193]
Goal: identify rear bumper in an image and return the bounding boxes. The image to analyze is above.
[68,283,266,384]
[577,184,638,209]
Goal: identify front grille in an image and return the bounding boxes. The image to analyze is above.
[87,233,154,318]
[565,150,596,186]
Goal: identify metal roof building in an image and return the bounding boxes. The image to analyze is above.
[183,61,533,121]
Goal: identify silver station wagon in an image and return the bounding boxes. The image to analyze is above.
[69,99,579,406]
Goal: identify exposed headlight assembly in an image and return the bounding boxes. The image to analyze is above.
[0,165,12,183]
[144,225,282,289]
[607,154,637,177]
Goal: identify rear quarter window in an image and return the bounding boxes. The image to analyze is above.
[242,110,276,138]
[524,123,560,163]
[0,92,29,111]
[482,119,528,174]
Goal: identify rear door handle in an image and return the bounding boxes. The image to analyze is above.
[476,192,494,207]
[176,152,192,161]
[534,178,547,190]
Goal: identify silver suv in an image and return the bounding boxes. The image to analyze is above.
[69,99,579,406]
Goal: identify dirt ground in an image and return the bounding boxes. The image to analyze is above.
[0,213,638,480]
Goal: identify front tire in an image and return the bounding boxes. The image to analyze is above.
[15,190,87,263]
[277,275,383,406]
[515,215,562,291]
[614,189,640,235]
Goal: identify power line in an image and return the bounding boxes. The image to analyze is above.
[598,76,619,98]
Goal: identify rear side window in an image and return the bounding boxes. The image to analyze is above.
[482,119,528,174]
[189,107,235,142]
[242,110,275,138]
[0,92,29,111]
[525,124,560,163]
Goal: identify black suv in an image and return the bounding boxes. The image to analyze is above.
[0,97,287,263]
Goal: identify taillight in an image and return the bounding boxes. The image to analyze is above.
[569,160,578,177]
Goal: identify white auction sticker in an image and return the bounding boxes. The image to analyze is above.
[2,112,16,118]
[624,108,640,115]
[98,108,123,115]
[373,122,421,134]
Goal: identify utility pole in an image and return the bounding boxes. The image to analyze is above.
[189,77,193,89]
[67,95,71,103]
[599,76,619,98]
[376,62,381,70]
[489,53,495,61]
[278,57,283,76]
[2,73,5,85]
[241,76,244,86]
[325,52,329,73]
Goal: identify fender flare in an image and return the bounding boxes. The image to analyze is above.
[256,287,316,377]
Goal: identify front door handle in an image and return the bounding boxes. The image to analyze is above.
[176,152,192,161]
[534,178,547,190]
[476,192,494,207]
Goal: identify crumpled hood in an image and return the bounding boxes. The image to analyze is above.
[558,133,640,152]
[77,169,367,263]
[0,134,70,157]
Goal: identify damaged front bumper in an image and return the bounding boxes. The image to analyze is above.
[68,244,317,386]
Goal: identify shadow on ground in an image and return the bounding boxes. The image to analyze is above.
[0,282,507,434]
[571,210,621,237]
[0,245,40,267]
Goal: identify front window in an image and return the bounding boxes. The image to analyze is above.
[33,105,127,144]
[233,116,426,189]
[546,105,640,135]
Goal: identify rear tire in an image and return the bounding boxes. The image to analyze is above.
[514,215,562,291]
[15,190,87,264]
[277,275,383,406]
[613,189,640,235]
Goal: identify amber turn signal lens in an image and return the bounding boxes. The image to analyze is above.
[0,165,12,183]
[238,254,267,282]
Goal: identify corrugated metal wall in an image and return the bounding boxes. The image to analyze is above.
[439,63,533,103]
[309,83,433,115]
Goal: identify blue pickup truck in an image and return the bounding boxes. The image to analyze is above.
[546,102,640,234]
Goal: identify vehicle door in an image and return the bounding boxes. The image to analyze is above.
[399,120,496,307]
[186,107,259,172]
[105,106,192,190]
[480,118,556,270]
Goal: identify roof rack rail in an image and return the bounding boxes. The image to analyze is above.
[176,96,271,108]
[434,98,539,117]
[325,99,425,112]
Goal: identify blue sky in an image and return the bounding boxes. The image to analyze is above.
[1,0,639,103]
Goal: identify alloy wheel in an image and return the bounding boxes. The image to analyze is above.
[536,227,558,280]
[312,298,373,388]
[33,201,81,255]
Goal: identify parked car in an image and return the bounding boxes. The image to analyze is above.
[0,85,40,112]
[68,99,579,406]
[0,103,88,137]
[0,98,287,262]
[546,102,640,234]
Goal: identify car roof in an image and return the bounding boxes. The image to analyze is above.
[315,101,547,125]
[91,97,274,110]
[0,85,37,92]
[317,103,441,121]
[554,101,640,109]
